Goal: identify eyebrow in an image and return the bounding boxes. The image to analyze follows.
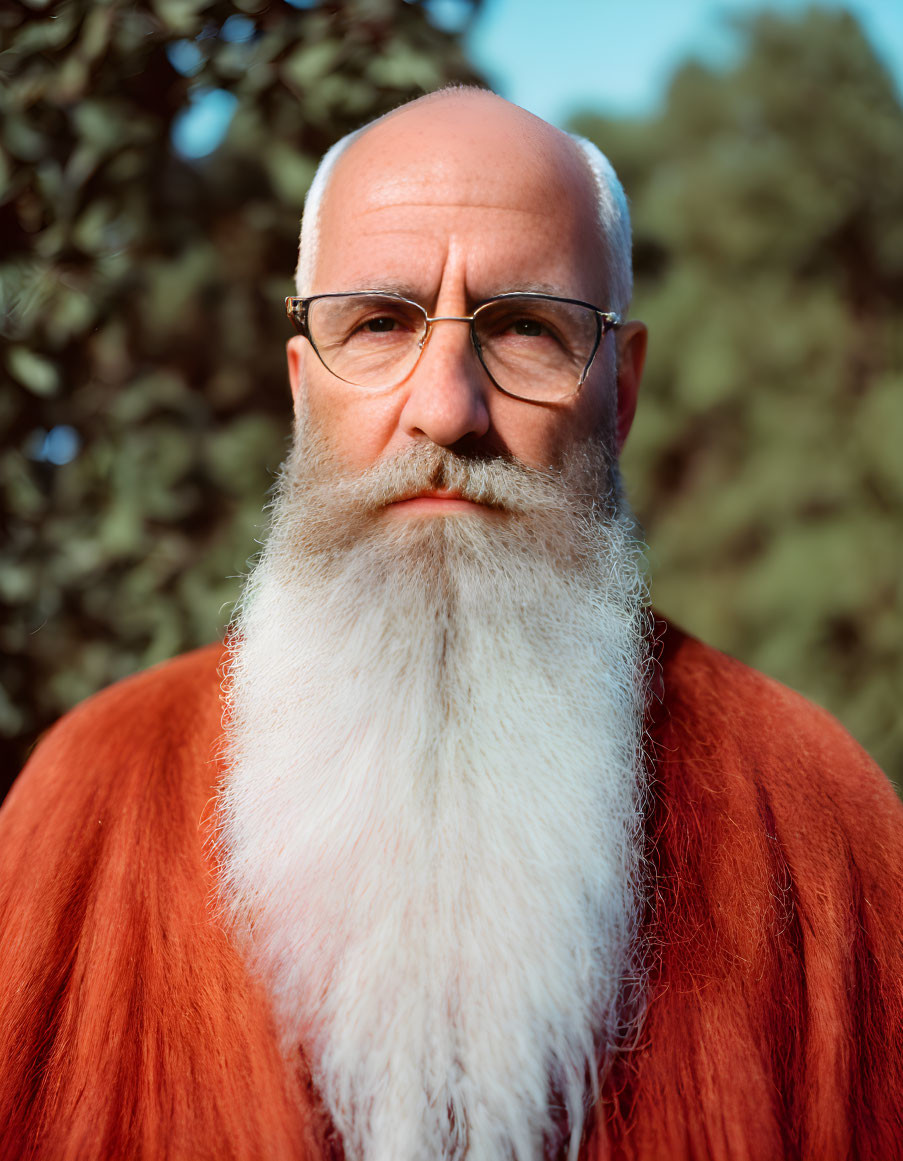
[491,281,573,298]
[340,280,578,304]
[342,280,426,301]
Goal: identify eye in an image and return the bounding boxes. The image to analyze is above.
[362,316,401,333]
[347,309,420,340]
[490,312,560,344]
[509,317,547,338]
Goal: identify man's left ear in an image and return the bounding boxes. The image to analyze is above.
[614,321,647,454]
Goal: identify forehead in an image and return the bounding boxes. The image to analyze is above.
[312,98,606,304]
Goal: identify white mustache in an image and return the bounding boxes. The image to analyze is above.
[284,435,617,523]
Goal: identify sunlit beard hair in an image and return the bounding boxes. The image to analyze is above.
[217,421,652,1161]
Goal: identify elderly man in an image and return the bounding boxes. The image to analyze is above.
[1,88,901,1161]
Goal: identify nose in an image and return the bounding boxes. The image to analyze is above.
[397,319,491,448]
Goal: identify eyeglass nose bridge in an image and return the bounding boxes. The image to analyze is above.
[417,312,476,350]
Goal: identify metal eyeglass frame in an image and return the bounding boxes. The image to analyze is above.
[284,290,622,403]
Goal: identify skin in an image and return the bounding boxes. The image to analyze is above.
[287,90,647,516]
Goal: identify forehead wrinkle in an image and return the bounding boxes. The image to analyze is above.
[357,201,550,217]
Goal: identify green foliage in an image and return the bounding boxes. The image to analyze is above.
[572,9,903,786]
[1,0,484,787]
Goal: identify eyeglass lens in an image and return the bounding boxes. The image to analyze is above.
[306,294,600,401]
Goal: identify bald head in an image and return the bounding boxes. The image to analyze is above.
[296,88,633,314]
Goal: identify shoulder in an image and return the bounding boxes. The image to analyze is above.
[650,615,903,901]
[27,641,225,756]
[3,643,228,827]
[655,616,896,799]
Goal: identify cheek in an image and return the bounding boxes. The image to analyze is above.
[485,342,617,468]
[488,393,609,470]
[300,372,403,472]
[559,362,618,456]
[496,415,566,467]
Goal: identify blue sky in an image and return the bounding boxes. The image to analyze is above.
[459,0,903,126]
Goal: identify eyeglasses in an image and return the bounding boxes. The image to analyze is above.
[284,291,621,404]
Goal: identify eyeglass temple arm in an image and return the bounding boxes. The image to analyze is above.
[575,311,621,387]
[285,297,309,337]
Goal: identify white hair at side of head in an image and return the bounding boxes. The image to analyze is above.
[568,134,633,315]
[294,108,633,315]
[294,126,368,297]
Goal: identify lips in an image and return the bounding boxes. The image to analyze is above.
[386,487,489,513]
[407,488,467,502]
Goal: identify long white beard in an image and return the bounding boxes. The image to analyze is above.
[217,433,651,1161]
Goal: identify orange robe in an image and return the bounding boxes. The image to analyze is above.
[1,620,901,1160]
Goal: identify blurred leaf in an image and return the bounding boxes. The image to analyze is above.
[7,347,59,395]
[264,141,318,205]
[282,38,344,90]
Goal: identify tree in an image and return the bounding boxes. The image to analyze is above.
[1,0,484,791]
[572,8,903,785]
